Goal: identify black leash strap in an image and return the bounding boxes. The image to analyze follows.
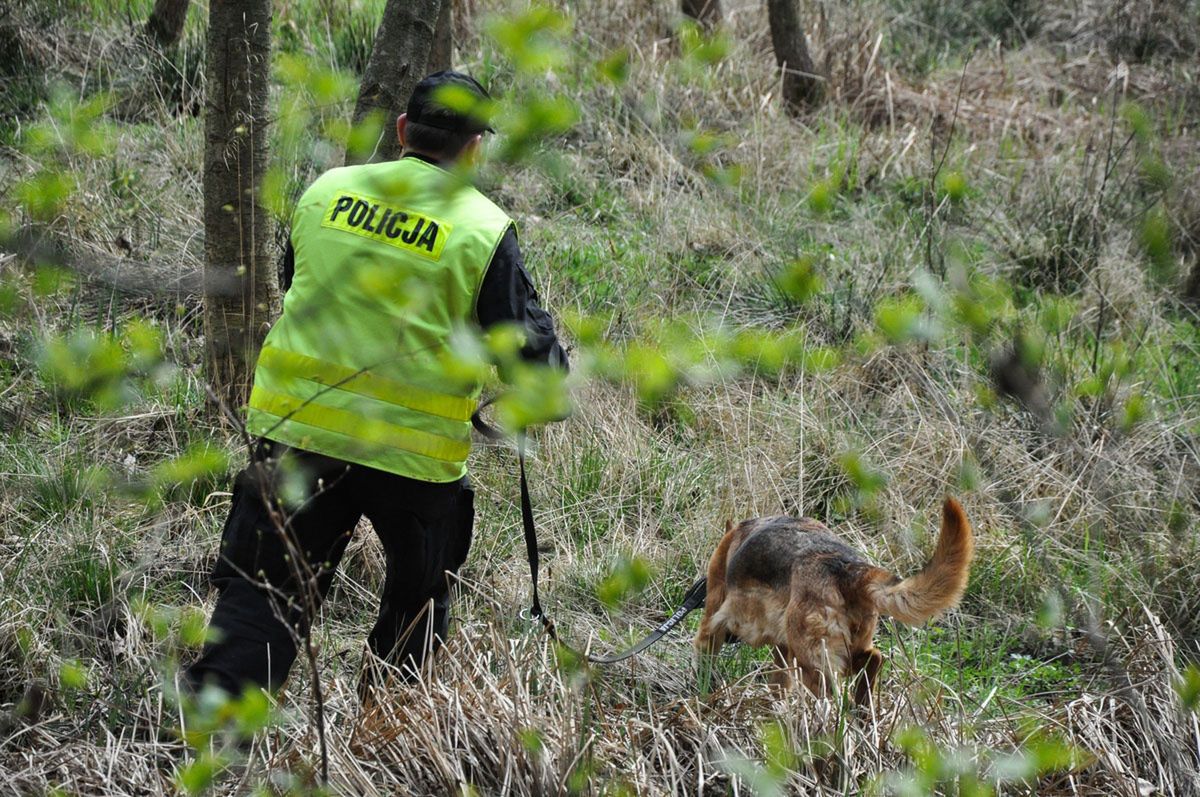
[472,399,706,664]
[585,574,707,664]
[518,438,556,638]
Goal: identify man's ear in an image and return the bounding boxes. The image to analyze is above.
[396,113,408,148]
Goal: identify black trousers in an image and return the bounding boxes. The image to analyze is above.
[186,440,474,695]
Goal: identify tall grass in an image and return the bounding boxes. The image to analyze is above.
[1,0,1198,794]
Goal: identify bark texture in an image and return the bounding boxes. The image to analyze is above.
[203,0,278,407]
[1186,258,1200,305]
[348,0,443,165]
[766,0,824,113]
[144,0,190,48]
[681,0,723,28]
[428,0,453,73]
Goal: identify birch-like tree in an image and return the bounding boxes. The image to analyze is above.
[203,0,278,406]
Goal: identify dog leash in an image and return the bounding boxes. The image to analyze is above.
[471,398,706,664]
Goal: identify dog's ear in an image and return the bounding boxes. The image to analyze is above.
[725,519,735,536]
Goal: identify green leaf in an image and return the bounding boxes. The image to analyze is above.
[678,20,730,67]
[801,346,840,372]
[623,344,678,404]
[151,446,230,492]
[1120,101,1152,141]
[1035,590,1063,628]
[774,257,823,303]
[1120,392,1148,432]
[1140,206,1174,283]
[519,727,545,754]
[875,294,926,344]
[433,83,497,131]
[232,687,272,734]
[176,751,225,794]
[761,720,796,777]
[597,48,631,84]
[38,328,132,408]
[1176,665,1200,712]
[1038,296,1076,336]
[59,660,88,690]
[1140,155,1171,192]
[837,450,887,498]
[15,170,76,222]
[261,167,293,222]
[939,170,968,203]
[485,5,571,74]
[32,266,74,297]
[596,555,653,608]
[179,606,210,649]
[807,179,836,214]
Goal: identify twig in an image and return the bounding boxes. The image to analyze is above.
[925,52,971,279]
[203,381,331,783]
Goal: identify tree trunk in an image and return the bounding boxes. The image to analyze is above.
[144,0,190,48]
[203,0,277,408]
[428,0,453,73]
[766,0,823,113]
[347,0,443,165]
[1185,258,1200,304]
[681,0,722,28]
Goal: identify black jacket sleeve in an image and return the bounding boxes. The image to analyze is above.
[280,241,295,293]
[476,225,569,371]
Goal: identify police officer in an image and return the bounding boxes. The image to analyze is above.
[186,71,567,696]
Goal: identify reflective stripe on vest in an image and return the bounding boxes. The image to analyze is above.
[255,346,476,422]
[246,157,512,482]
[248,386,471,463]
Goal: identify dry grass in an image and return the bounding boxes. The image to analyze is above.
[2,0,1200,794]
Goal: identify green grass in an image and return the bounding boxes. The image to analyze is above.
[1,0,1199,792]
[885,623,1086,713]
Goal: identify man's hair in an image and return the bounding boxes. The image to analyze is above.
[405,120,477,161]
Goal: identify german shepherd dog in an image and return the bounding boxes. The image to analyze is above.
[694,498,973,706]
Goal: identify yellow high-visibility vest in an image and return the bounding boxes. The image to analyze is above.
[246,156,512,482]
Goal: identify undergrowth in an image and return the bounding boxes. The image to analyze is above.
[1,0,1199,794]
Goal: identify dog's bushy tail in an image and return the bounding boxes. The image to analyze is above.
[866,498,974,625]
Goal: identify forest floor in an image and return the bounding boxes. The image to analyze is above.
[1,0,1199,794]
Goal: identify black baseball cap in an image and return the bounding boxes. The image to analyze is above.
[406,71,495,135]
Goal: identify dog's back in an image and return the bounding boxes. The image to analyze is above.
[726,516,871,593]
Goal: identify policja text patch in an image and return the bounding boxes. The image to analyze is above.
[321,191,452,260]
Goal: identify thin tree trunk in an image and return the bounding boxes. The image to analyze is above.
[767,0,823,113]
[348,0,443,165]
[144,0,190,48]
[682,0,722,28]
[203,0,277,408]
[428,0,453,73]
[1185,258,1200,304]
